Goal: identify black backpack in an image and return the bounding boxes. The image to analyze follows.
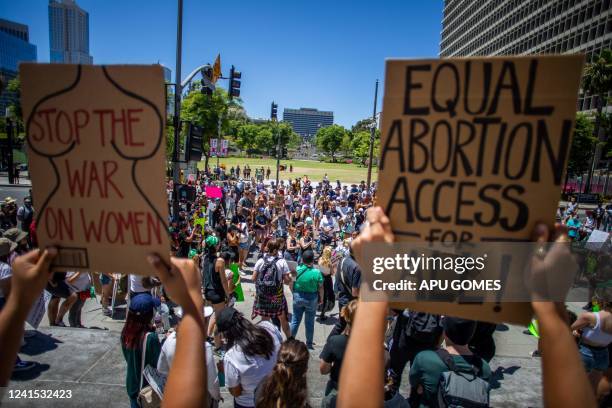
[257,257,280,295]
[435,349,490,408]
[405,312,442,346]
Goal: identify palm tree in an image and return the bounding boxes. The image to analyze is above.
[582,49,612,193]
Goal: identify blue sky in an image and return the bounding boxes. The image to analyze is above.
[1,0,443,127]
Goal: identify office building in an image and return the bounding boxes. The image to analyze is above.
[282,107,334,139]
[440,0,612,111]
[162,65,172,83]
[0,19,37,116]
[49,0,93,64]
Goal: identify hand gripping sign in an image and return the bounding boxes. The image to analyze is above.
[21,64,170,274]
[375,56,584,324]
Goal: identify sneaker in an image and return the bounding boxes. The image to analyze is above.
[307,344,315,350]
[102,307,112,317]
[54,321,66,327]
[530,350,541,358]
[13,361,36,372]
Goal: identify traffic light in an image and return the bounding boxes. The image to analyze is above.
[228,65,241,99]
[270,101,278,121]
[201,64,215,96]
[185,123,203,162]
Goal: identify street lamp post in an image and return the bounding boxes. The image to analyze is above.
[4,115,14,185]
[171,0,183,220]
[366,79,379,189]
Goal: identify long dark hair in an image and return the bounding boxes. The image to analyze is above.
[256,339,310,408]
[120,309,154,350]
[221,310,274,359]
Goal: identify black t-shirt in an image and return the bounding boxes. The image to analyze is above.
[177,232,190,257]
[255,214,267,229]
[320,334,349,384]
[51,272,67,283]
[334,256,361,307]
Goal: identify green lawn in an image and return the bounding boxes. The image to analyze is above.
[197,157,377,184]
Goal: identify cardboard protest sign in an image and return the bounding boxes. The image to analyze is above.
[205,186,223,199]
[586,230,610,252]
[377,56,584,324]
[21,64,170,275]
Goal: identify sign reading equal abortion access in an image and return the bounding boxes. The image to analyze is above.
[377,56,584,324]
[21,64,170,275]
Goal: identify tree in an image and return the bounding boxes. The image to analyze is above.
[233,120,299,157]
[235,123,259,154]
[350,131,380,164]
[582,49,612,192]
[351,118,374,134]
[566,112,597,190]
[274,122,300,154]
[315,125,347,162]
[6,76,22,122]
[180,85,242,168]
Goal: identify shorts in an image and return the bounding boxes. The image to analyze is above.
[46,280,73,299]
[239,242,249,250]
[100,274,111,285]
[580,343,609,372]
[205,289,226,305]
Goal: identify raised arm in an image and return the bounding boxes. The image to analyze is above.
[530,223,596,408]
[337,207,393,408]
[0,248,56,386]
[148,255,207,408]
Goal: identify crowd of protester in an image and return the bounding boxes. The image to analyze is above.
[0,166,610,407]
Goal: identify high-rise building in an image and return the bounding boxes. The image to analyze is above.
[49,0,93,64]
[282,107,334,139]
[162,65,172,83]
[0,19,37,116]
[439,0,612,111]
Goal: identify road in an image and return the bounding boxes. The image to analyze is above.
[0,184,31,205]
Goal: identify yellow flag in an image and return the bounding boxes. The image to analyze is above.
[212,54,221,83]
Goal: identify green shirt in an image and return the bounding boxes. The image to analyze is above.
[293,264,323,293]
[122,332,161,403]
[409,349,491,408]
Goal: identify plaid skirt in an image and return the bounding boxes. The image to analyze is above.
[252,284,288,318]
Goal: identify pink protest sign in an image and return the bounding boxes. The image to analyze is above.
[205,186,223,198]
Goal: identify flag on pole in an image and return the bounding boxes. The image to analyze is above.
[212,54,221,84]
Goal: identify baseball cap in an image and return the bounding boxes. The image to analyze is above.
[129,293,161,315]
[442,317,476,346]
[3,228,27,243]
[205,235,219,248]
[0,237,17,257]
[216,307,240,332]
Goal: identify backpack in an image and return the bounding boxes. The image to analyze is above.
[256,257,280,295]
[405,312,442,346]
[435,349,490,408]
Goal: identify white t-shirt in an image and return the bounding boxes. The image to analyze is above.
[224,322,282,407]
[253,255,290,283]
[157,331,221,401]
[129,274,149,293]
[239,222,249,244]
[0,261,12,298]
[66,271,91,292]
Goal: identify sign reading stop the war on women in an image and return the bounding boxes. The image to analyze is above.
[21,64,170,275]
[377,55,584,324]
